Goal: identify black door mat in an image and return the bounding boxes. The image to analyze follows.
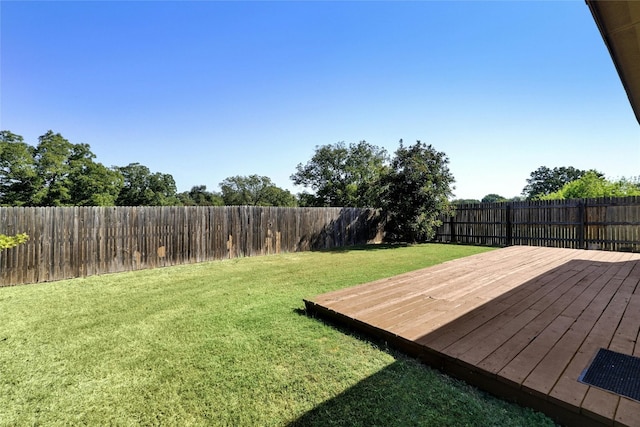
[579,348,640,402]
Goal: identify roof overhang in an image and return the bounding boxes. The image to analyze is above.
[586,0,640,125]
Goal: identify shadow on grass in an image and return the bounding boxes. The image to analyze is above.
[287,360,431,427]
[290,307,555,427]
[292,307,391,350]
[287,361,549,427]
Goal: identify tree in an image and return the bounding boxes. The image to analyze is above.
[66,143,124,206]
[31,131,75,205]
[115,163,179,206]
[296,192,318,207]
[522,166,601,200]
[381,140,455,243]
[177,185,224,206]
[541,172,640,200]
[291,141,388,207]
[219,175,296,206]
[452,198,481,204]
[481,194,507,203]
[0,131,38,206]
[260,184,298,207]
[1,130,123,206]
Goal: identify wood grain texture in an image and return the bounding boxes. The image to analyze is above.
[0,206,383,286]
[306,246,640,427]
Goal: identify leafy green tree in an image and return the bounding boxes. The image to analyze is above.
[31,131,74,205]
[177,185,224,206]
[452,198,481,204]
[541,172,640,200]
[261,184,298,207]
[291,141,388,207]
[481,194,507,203]
[220,175,296,206]
[0,131,38,206]
[115,163,179,206]
[522,166,601,200]
[620,176,640,193]
[66,143,124,206]
[1,130,122,206]
[381,140,455,243]
[296,192,318,207]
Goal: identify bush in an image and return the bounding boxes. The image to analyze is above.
[0,233,29,251]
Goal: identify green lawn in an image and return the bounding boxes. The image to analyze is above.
[0,244,556,426]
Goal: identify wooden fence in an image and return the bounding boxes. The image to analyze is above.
[435,196,640,252]
[0,206,384,287]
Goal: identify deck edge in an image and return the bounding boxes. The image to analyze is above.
[304,297,610,427]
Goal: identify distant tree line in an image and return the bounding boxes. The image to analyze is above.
[451,166,639,204]
[1,131,457,243]
[0,130,296,208]
[4,129,637,243]
[522,166,639,200]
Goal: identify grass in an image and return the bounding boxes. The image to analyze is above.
[0,243,556,426]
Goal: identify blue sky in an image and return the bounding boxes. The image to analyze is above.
[1,1,638,200]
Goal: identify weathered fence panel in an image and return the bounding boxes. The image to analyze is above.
[0,206,384,287]
[435,196,640,252]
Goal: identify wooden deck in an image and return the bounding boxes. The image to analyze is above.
[304,246,640,427]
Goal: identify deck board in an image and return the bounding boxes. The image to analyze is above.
[304,246,640,427]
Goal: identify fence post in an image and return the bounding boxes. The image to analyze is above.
[505,204,512,247]
[449,214,456,243]
[577,201,585,249]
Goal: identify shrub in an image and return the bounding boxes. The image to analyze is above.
[0,233,29,251]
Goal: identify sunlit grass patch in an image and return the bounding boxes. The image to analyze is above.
[0,244,555,426]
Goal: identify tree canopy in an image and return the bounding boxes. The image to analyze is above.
[452,198,481,204]
[1,130,303,207]
[481,194,507,203]
[220,175,296,207]
[115,163,179,206]
[522,166,602,200]
[177,185,224,206]
[291,139,456,242]
[2,129,459,217]
[1,130,123,206]
[0,131,38,206]
[381,141,455,243]
[291,141,388,207]
[541,172,640,200]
